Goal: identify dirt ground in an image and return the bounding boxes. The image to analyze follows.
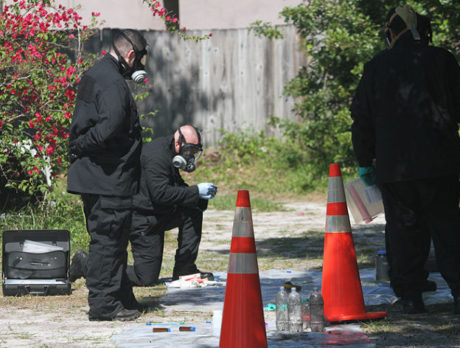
[1,199,459,347]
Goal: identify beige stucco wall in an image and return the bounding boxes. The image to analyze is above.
[3,0,304,30]
[180,0,303,30]
[59,0,166,30]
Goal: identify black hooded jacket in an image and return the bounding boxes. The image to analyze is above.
[67,54,142,196]
[351,34,460,183]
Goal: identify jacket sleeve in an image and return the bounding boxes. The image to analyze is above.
[446,51,460,124]
[143,146,200,208]
[74,83,130,154]
[350,62,376,167]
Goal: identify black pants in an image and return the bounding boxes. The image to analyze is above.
[380,176,460,298]
[81,194,137,319]
[126,206,204,286]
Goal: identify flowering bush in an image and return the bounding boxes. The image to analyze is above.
[142,0,212,41]
[0,0,98,204]
[0,0,211,207]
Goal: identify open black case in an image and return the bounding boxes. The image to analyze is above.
[2,230,71,296]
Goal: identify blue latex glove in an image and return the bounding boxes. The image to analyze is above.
[358,166,376,187]
[197,183,218,200]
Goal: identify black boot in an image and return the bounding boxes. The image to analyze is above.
[401,293,426,314]
[69,249,88,282]
[89,308,141,321]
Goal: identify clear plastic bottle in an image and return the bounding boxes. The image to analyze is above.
[309,287,325,332]
[301,298,310,331]
[288,287,302,333]
[275,286,289,332]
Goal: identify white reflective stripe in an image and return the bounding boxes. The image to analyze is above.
[327,177,346,203]
[232,207,254,237]
[228,253,259,274]
[325,215,351,233]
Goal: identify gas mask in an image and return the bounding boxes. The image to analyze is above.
[385,5,420,49]
[112,30,148,83]
[172,128,203,173]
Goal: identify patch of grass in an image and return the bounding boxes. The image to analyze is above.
[182,129,335,199]
[208,194,287,212]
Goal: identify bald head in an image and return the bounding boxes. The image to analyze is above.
[174,125,201,153]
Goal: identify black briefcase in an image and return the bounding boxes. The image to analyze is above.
[2,230,71,296]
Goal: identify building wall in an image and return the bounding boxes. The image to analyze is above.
[45,0,303,30]
[180,0,303,30]
[59,0,166,30]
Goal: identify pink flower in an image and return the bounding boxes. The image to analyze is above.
[46,145,55,155]
[209,33,213,37]
[173,18,178,23]
[143,77,149,83]
[101,49,106,55]
[69,33,75,39]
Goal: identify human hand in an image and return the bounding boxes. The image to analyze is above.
[358,166,376,186]
[197,183,218,200]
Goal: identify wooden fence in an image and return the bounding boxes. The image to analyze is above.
[90,25,308,145]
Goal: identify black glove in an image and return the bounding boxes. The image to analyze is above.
[68,139,83,163]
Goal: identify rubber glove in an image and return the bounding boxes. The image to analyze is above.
[197,183,218,200]
[358,166,376,187]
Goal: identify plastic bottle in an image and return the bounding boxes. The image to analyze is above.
[288,287,302,333]
[309,287,325,332]
[275,286,289,332]
[301,298,310,331]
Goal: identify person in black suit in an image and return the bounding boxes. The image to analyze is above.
[67,29,148,321]
[351,5,460,314]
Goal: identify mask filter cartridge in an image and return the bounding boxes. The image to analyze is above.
[131,70,147,83]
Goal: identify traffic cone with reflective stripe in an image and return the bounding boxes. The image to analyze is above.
[322,164,386,322]
[219,190,267,348]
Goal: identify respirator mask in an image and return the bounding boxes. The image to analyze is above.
[112,30,148,83]
[172,128,203,173]
[384,5,420,49]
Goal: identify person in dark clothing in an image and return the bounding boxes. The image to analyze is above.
[127,124,217,285]
[70,125,217,287]
[351,5,460,314]
[67,29,148,321]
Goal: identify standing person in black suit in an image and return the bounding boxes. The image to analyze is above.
[351,5,460,314]
[67,29,148,321]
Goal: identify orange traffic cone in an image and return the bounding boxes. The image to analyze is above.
[219,190,267,348]
[321,164,386,322]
